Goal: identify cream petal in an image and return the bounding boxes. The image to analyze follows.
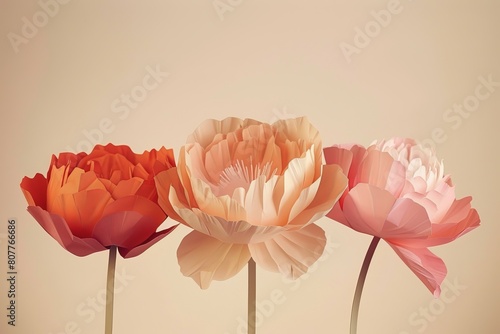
[190,177,246,221]
[177,230,251,289]
[248,223,326,279]
[154,168,190,224]
[244,175,281,226]
[277,147,317,221]
[288,164,347,228]
[186,118,248,147]
[173,205,282,244]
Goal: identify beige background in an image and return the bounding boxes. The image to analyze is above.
[1,1,499,333]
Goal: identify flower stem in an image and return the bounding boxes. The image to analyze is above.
[105,246,117,334]
[248,258,256,334]
[350,237,380,334]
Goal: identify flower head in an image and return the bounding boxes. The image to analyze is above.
[21,144,177,258]
[325,138,480,296]
[155,117,347,288]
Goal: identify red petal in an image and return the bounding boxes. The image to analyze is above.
[92,196,166,249]
[27,206,107,256]
[119,224,178,258]
[20,173,48,208]
[50,189,113,237]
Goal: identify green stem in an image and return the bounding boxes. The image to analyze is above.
[248,258,256,334]
[350,237,380,334]
[105,246,117,334]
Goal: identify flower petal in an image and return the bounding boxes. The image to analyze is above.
[119,224,178,258]
[288,164,347,228]
[341,184,395,236]
[177,230,251,289]
[248,223,326,279]
[20,173,48,208]
[382,198,431,239]
[155,168,191,223]
[111,177,144,199]
[173,206,282,244]
[27,206,107,256]
[50,189,113,238]
[190,178,246,222]
[92,195,166,249]
[403,180,456,224]
[355,150,406,197]
[387,242,447,296]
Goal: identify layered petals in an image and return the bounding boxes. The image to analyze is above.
[157,117,346,287]
[21,144,177,258]
[324,139,480,295]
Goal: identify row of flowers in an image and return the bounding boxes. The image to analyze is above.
[20,117,479,332]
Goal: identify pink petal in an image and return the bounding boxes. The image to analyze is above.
[388,242,447,297]
[119,224,178,258]
[92,195,166,249]
[323,146,353,176]
[426,207,480,247]
[382,198,431,239]
[403,180,456,224]
[326,202,348,226]
[341,184,396,236]
[248,223,326,279]
[396,198,480,248]
[177,230,251,289]
[27,206,107,256]
[355,150,405,197]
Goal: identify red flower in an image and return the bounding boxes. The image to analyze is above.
[20,144,177,258]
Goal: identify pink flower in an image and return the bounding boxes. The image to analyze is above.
[324,138,480,296]
[155,117,347,288]
[20,144,178,258]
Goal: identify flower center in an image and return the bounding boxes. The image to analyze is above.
[216,158,276,196]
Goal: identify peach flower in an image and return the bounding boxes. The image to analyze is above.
[20,144,177,258]
[325,138,480,295]
[155,117,347,288]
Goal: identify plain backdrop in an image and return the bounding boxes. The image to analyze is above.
[1,1,499,333]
